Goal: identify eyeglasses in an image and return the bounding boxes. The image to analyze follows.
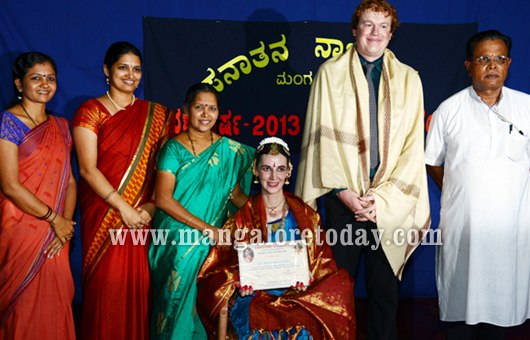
[473,55,511,65]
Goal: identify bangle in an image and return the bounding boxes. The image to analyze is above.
[104,189,117,203]
[37,205,53,220]
[184,215,194,226]
[49,210,58,226]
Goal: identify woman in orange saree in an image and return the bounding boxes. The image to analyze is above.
[197,137,356,339]
[73,42,174,340]
[0,52,76,339]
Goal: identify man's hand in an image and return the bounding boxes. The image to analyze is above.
[337,189,365,213]
[355,193,377,223]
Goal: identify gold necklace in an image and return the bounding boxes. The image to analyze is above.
[106,91,135,111]
[264,198,285,215]
[20,102,39,127]
[185,129,213,156]
[267,202,289,234]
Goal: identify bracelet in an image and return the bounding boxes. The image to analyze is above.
[37,205,53,220]
[184,215,194,226]
[49,210,59,226]
[103,189,117,203]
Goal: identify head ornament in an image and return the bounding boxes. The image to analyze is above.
[257,137,290,155]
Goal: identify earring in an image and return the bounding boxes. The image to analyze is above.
[106,78,109,85]
[253,176,259,184]
[285,178,290,185]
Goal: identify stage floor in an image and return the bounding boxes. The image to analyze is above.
[355,298,530,340]
[73,298,530,338]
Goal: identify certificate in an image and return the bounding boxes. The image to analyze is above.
[237,241,310,290]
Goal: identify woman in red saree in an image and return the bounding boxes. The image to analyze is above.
[0,52,76,339]
[197,137,356,339]
[73,42,174,340]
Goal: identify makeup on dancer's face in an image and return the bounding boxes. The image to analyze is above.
[256,154,290,194]
[259,163,289,175]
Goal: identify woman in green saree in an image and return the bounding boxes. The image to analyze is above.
[148,83,254,339]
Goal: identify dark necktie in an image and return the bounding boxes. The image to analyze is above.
[364,63,379,170]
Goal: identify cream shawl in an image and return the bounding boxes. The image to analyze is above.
[295,47,431,278]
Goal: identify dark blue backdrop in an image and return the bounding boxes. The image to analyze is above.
[0,0,527,304]
[142,18,475,300]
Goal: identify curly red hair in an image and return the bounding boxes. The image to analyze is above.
[351,0,399,32]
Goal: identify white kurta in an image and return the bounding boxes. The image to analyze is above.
[425,86,530,326]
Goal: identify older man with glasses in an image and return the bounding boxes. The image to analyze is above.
[426,30,530,339]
